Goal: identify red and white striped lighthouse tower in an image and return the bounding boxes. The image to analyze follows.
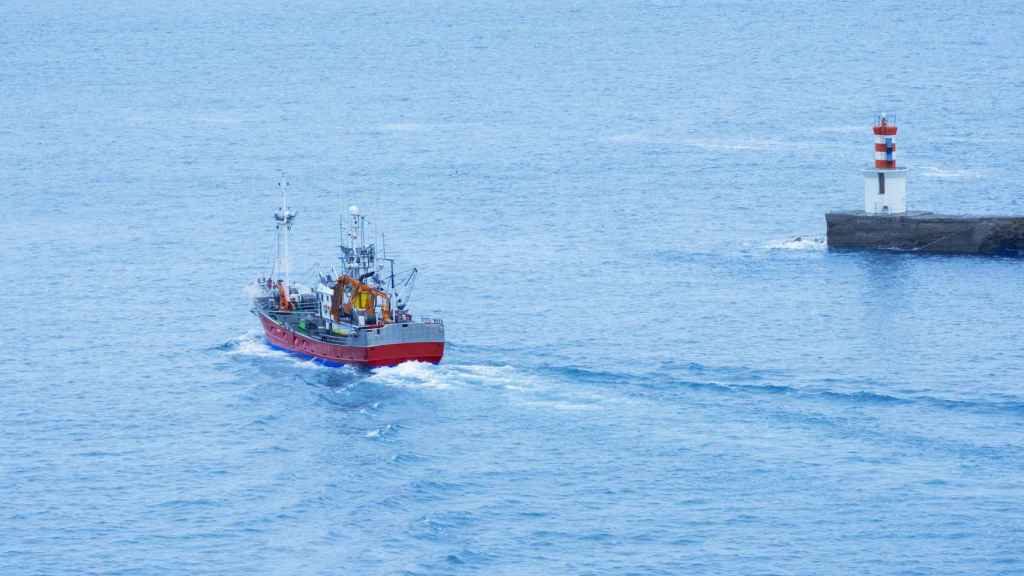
[873,114,898,169]
[863,114,908,214]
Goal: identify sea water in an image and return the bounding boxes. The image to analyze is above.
[2,1,1023,574]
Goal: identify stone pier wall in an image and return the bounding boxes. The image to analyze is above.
[825,211,1024,255]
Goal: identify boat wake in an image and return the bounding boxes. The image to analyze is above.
[366,362,535,392]
[220,333,524,391]
[366,362,606,411]
[368,362,453,390]
[219,334,1024,417]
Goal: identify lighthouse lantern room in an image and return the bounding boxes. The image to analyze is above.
[862,114,908,215]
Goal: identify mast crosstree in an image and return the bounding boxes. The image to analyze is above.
[274,180,297,288]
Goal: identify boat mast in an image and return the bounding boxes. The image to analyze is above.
[274,180,297,288]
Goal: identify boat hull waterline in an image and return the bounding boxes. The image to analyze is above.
[258,312,444,367]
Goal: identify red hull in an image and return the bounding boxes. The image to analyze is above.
[259,315,444,367]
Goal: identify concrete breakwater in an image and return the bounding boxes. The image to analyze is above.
[826,211,1024,255]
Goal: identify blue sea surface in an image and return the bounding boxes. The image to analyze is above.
[3,1,1024,574]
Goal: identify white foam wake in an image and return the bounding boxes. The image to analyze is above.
[223,330,280,358]
[368,361,451,390]
[224,336,608,411]
[221,331,326,370]
[368,361,609,412]
[367,361,540,392]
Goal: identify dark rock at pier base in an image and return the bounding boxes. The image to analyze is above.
[826,211,1024,255]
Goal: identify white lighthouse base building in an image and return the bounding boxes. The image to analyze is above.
[862,167,907,215]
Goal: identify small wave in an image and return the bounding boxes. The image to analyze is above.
[390,452,428,465]
[813,125,865,135]
[920,165,983,179]
[535,364,626,386]
[157,497,222,509]
[817,389,909,405]
[517,399,599,412]
[193,113,246,125]
[366,423,396,439]
[684,136,815,152]
[606,132,802,151]
[378,122,429,132]
[606,131,658,144]
[535,360,1024,416]
[221,330,283,358]
[683,138,779,151]
[766,236,826,252]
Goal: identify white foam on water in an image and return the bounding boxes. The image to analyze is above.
[369,361,451,390]
[683,137,808,152]
[365,424,394,439]
[813,125,864,134]
[920,165,983,179]
[224,330,284,359]
[516,399,600,412]
[607,131,657,144]
[294,358,328,370]
[684,138,774,151]
[222,331,328,370]
[368,361,551,394]
[449,364,520,384]
[607,132,795,151]
[449,363,615,412]
[767,236,827,252]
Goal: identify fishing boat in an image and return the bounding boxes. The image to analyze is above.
[250,185,444,367]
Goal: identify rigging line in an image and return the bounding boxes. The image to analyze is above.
[342,180,350,254]
[299,263,320,279]
[375,185,381,224]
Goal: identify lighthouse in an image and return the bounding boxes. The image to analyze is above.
[862,114,907,214]
[827,115,1024,254]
